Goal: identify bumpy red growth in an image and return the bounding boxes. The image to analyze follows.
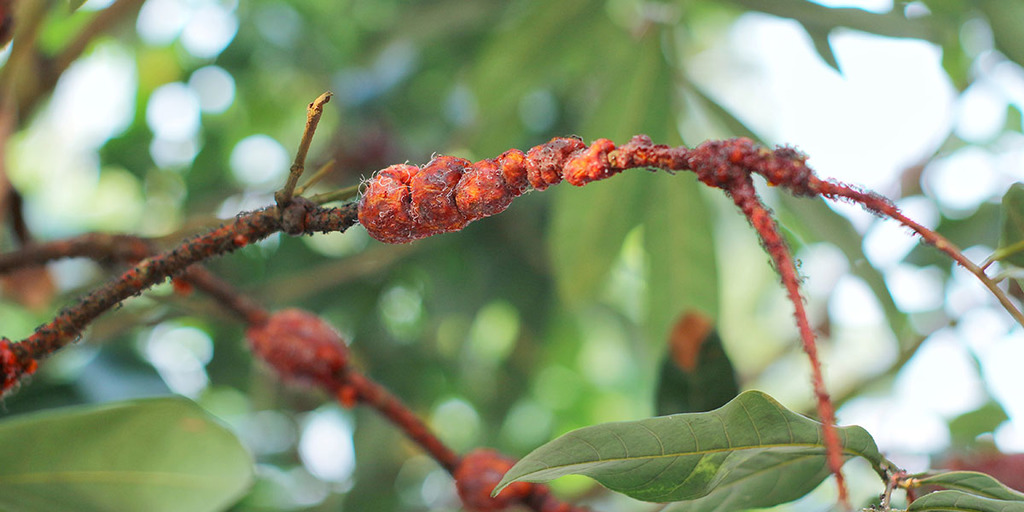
[456,449,535,511]
[456,448,586,512]
[360,136,622,243]
[358,135,826,243]
[246,308,348,389]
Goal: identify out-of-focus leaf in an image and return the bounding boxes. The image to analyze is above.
[467,0,608,154]
[643,175,719,344]
[728,0,934,39]
[1008,105,1023,133]
[906,202,1003,270]
[979,0,1024,70]
[997,183,1024,267]
[0,266,55,311]
[0,397,253,512]
[494,390,885,508]
[909,490,1024,512]
[799,22,841,72]
[948,401,1009,448]
[914,471,1024,502]
[68,0,88,12]
[686,81,760,141]
[942,454,1024,493]
[548,28,677,306]
[655,311,739,415]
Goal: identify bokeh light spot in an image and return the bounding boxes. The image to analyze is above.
[229,135,290,187]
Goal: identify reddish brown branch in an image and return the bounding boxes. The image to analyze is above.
[0,233,154,273]
[809,182,1024,326]
[0,232,269,326]
[246,308,585,511]
[0,199,358,395]
[343,371,461,474]
[727,179,847,503]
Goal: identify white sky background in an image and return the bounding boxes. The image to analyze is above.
[9,0,1024,494]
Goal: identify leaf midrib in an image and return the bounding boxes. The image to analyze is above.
[527,439,867,473]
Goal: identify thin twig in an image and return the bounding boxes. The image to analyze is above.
[294,159,337,196]
[344,371,461,473]
[815,185,1024,327]
[308,183,360,205]
[275,91,333,207]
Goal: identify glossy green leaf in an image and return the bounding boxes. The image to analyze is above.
[997,183,1024,267]
[909,490,1024,512]
[914,471,1024,502]
[494,390,884,508]
[655,315,739,416]
[0,397,253,512]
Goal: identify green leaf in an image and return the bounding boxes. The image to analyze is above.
[906,202,1003,270]
[913,471,1024,502]
[68,0,88,12]
[548,28,679,306]
[655,312,739,416]
[493,390,884,508]
[948,402,1009,448]
[0,397,253,512]
[686,82,761,141]
[643,173,719,341]
[979,0,1024,71]
[997,183,1024,267]
[799,22,841,73]
[467,0,612,155]
[909,490,1024,512]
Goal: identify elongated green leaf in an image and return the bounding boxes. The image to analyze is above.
[914,471,1024,502]
[549,29,679,306]
[0,397,253,512]
[997,183,1024,267]
[909,490,1024,512]
[494,390,883,509]
[644,173,719,340]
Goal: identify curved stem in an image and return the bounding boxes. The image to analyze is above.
[816,184,1024,328]
[727,177,849,507]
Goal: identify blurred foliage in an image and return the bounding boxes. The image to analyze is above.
[1,0,1024,511]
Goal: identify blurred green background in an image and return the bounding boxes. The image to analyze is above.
[2,0,1024,510]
